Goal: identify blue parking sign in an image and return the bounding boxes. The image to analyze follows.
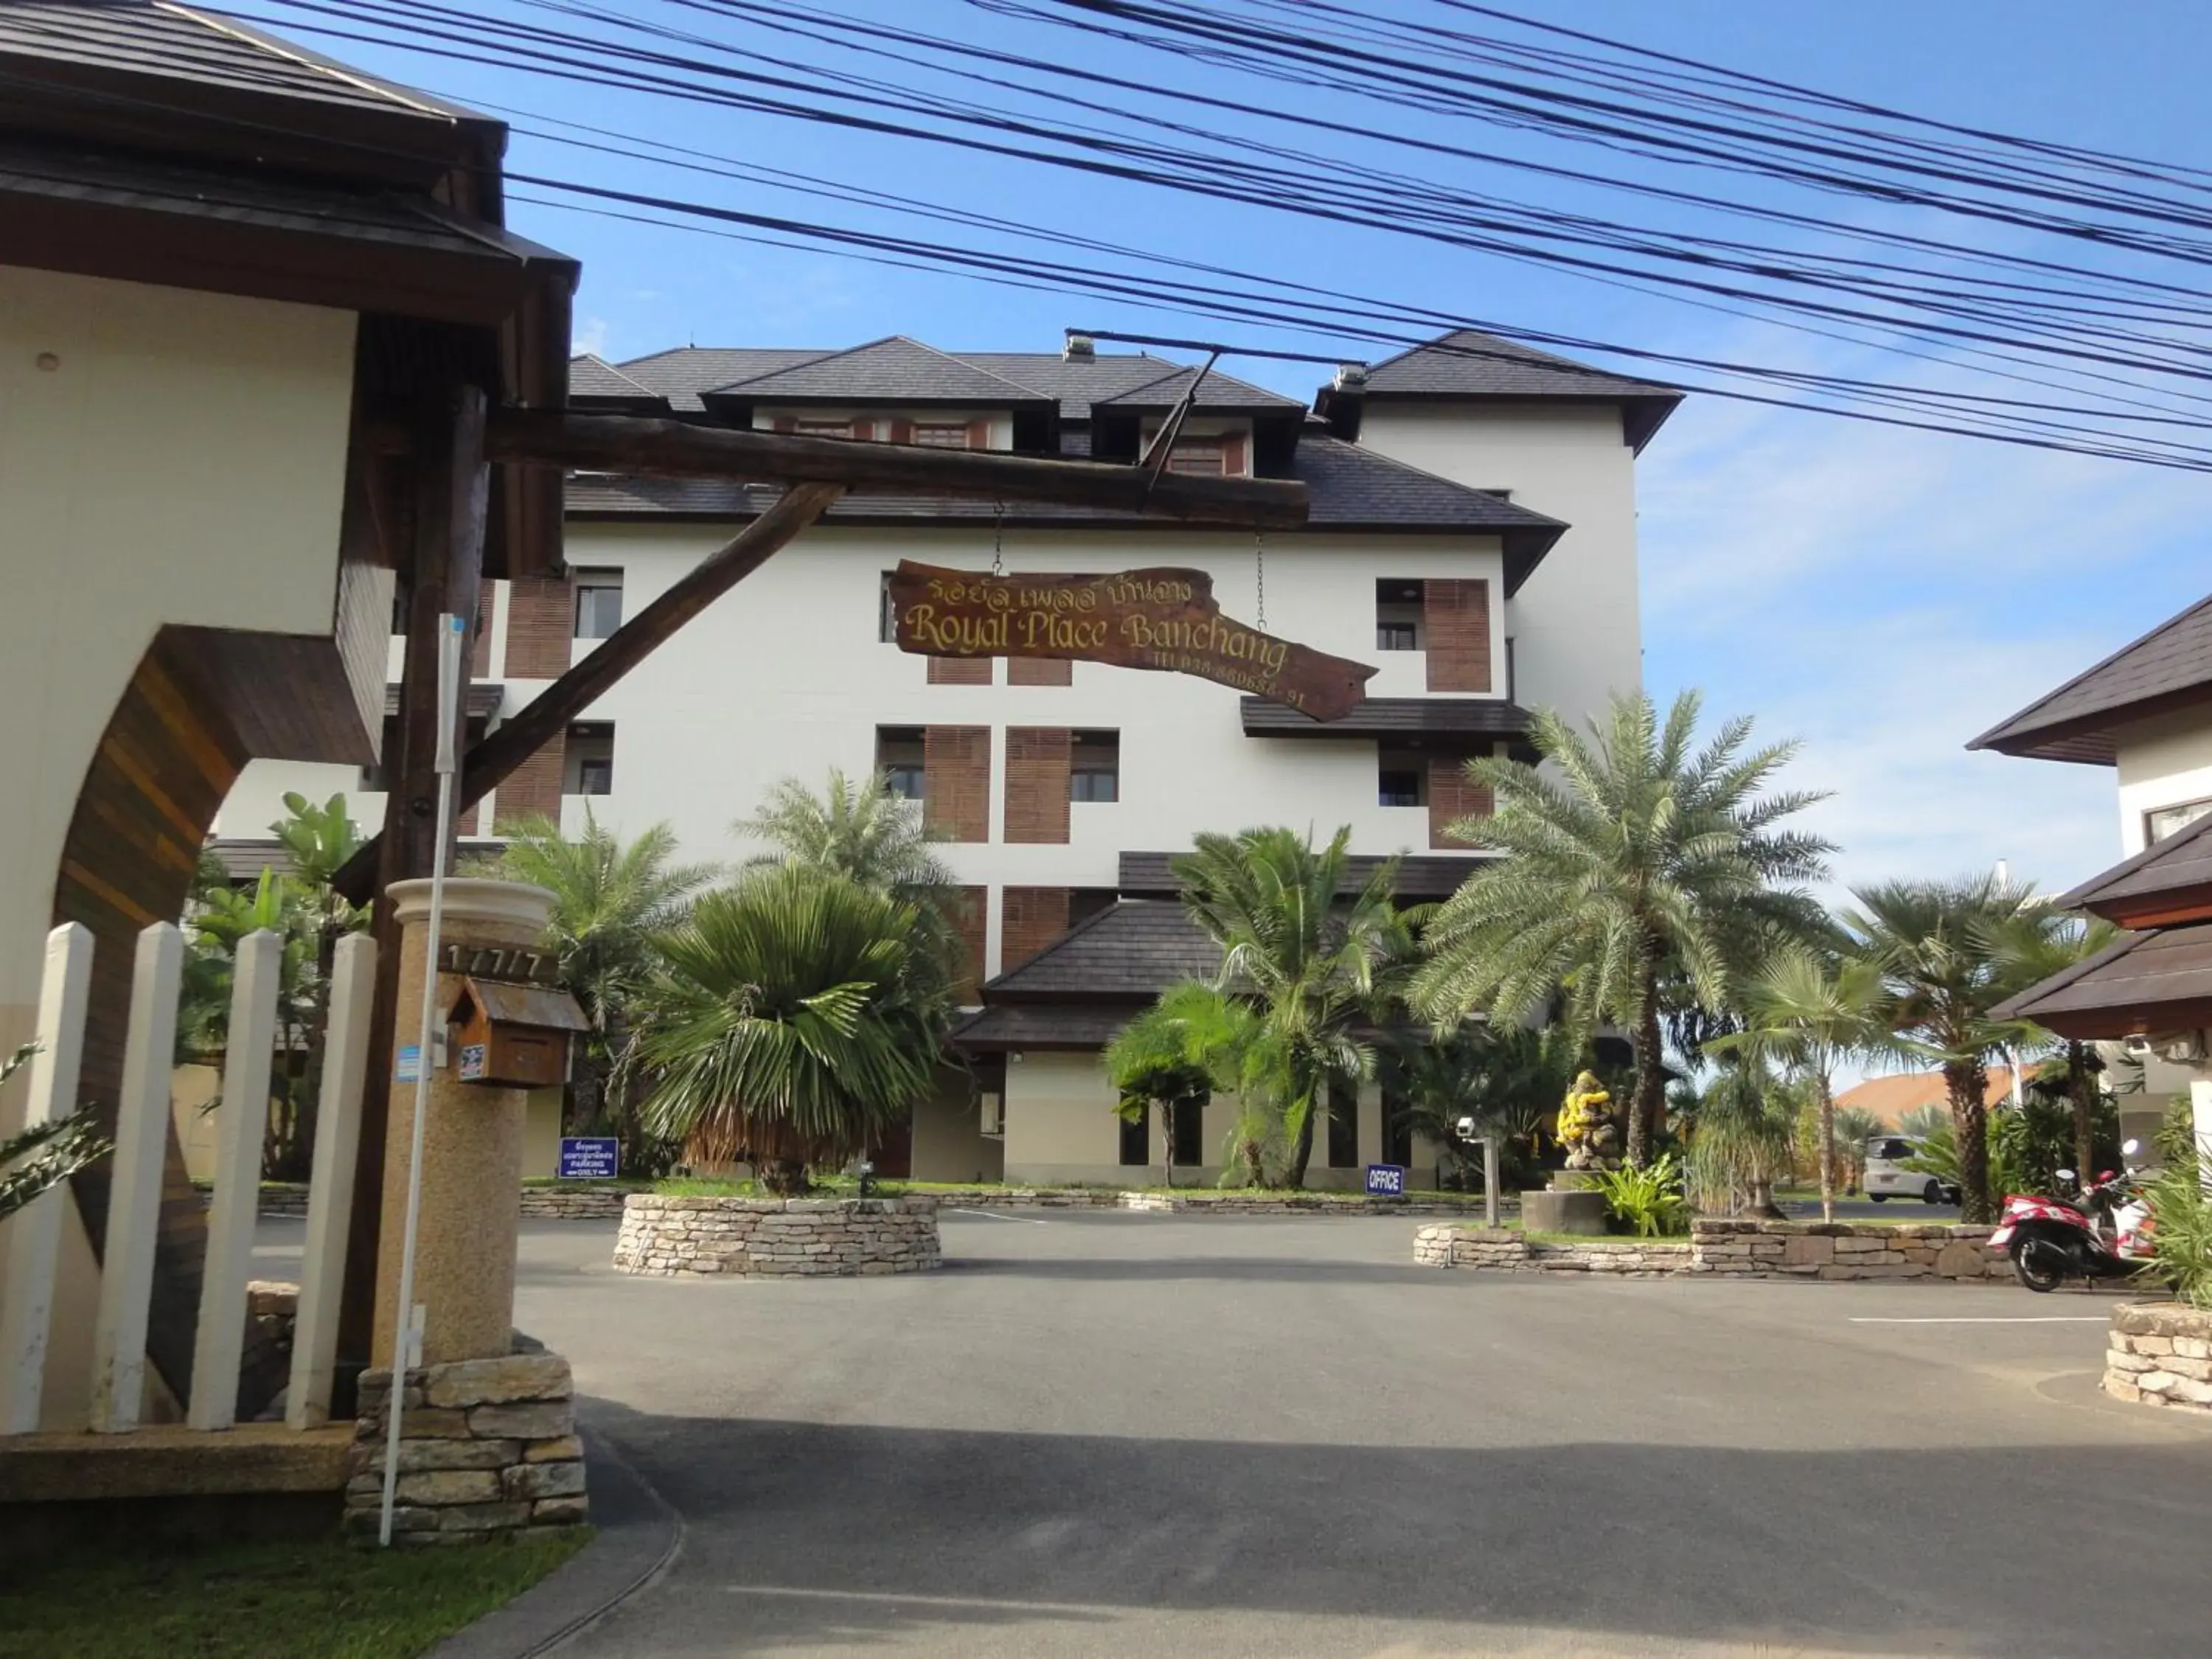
[557,1137,620,1180]
[1365,1164,1407,1197]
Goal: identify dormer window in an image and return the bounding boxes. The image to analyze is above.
[1140,422,1250,476]
[1165,436,1229,476]
[795,417,861,439]
[909,422,973,449]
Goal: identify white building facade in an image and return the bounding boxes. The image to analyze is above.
[217,330,1678,1186]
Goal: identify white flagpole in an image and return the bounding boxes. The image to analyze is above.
[380,613,465,1547]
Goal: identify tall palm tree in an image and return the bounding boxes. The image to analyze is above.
[635,865,952,1194]
[1413,689,1832,1166]
[1103,981,1255,1188]
[1843,873,2037,1223]
[739,768,953,893]
[1706,947,1897,1222]
[1981,905,2121,1187]
[1173,826,1409,1189]
[494,812,716,1136]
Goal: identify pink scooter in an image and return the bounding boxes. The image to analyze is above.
[1989,1140,2155,1293]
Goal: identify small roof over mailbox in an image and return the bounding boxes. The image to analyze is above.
[453,978,591,1033]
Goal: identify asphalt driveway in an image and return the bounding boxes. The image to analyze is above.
[488,1211,2210,1657]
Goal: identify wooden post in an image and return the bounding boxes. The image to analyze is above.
[88,922,183,1433]
[336,383,490,1380]
[290,933,375,1430]
[0,923,94,1435]
[1484,1136,1500,1230]
[189,929,280,1431]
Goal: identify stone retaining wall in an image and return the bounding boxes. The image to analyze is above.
[346,1352,586,1543]
[1414,1219,2008,1281]
[2104,1302,2212,1412]
[613,1194,942,1277]
[1119,1192,1510,1216]
[519,1188,631,1220]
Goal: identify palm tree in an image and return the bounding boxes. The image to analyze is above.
[270,793,366,1176]
[1102,981,1255,1188]
[1686,1056,1796,1217]
[1832,1105,1885,1193]
[0,1043,110,1222]
[1981,906,2120,1188]
[739,768,953,893]
[1173,826,1409,1189]
[1412,689,1832,1167]
[1898,1102,1949,1144]
[493,812,716,1138]
[634,865,953,1194]
[1706,947,1897,1222]
[1378,1022,1582,1192]
[1843,873,2037,1223]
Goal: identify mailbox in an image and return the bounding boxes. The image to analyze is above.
[445,976,589,1089]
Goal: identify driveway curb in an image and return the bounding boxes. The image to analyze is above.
[427,1419,684,1659]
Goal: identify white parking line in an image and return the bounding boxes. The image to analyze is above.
[1849,1315,2111,1324]
[944,1207,1050,1224]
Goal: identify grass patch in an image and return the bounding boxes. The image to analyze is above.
[0,1530,586,1659]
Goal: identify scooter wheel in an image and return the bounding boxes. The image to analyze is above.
[2012,1240,2065,1294]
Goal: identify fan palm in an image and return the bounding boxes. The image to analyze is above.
[1686,1056,1797,1217]
[1843,873,2038,1223]
[1378,1022,1581,1192]
[739,768,953,893]
[1172,826,1410,1189]
[1832,1105,1885,1192]
[1102,981,1255,1189]
[634,865,952,1194]
[1980,905,2121,1188]
[1706,947,1899,1222]
[493,812,716,1135]
[1412,689,1832,1166]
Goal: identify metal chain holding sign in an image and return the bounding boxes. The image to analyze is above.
[992,501,1006,577]
[1254,530,1267,631]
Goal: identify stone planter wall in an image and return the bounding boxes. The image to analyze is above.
[1412,1226,1688,1276]
[346,1353,585,1543]
[1691,1220,2006,1281]
[1414,1220,2007,1281]
[519,1188,631,1220]
[613,1194,942,1277]
[1120,1192,1512,1216]
[2104,1302,2212,1412]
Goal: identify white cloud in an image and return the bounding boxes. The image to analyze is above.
[571,316,611,358]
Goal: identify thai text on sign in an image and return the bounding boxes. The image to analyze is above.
[887,560,1376,722]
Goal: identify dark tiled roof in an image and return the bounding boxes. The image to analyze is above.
[605,347,832,411]
[1239,696,1533,742]
[983,900,1222,1001]
[568,354,659,399]
[1992,921,2212,1040]
[1968,593,2212,765]
[1117,850,1492,902]
[0,1,476,122]
[949,1003,1138,1051]
[1095,363,1306,412]
[1346,329,1682,451]
[2060,811,2212,928]
[709,336,1051,405]
[206,838,291,883]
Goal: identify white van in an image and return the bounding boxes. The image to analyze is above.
[1864,1135,1960,1206]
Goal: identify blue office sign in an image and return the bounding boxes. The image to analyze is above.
[1365,1163,1407,1198]
[557,1137,621,1180]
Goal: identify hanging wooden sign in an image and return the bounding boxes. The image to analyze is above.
[888,560,1375,721]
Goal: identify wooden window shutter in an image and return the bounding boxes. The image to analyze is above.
[494,730,566,830]
[504,577,574,678]
[1422,578,1492,693]
[928,655,992,685]
[1008,657,1072,686]
[773,416,796,434]
[1222,432,1248,476]
[1427,753,1494,850]
[851,417,874,440]
[922,725,990,843]
[890,418,914,445]
[1001,886,1071,973]
[966,418,992,451]
[1004,727,1072,844]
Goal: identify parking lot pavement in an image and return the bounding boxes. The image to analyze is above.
[258,1214,2212,1657]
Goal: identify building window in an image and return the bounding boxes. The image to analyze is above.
[1382,1084,1413,1168]
[563,722,614,796]
[1378,748,1427,808]
[1326,1078,1357,1169]
[1172,1101,1206,1167]
[574,570,623,639]
[1163,435,1227,476]
[877,726,925,801]
[911,422,971,448]
[1376,580,1422,651]
[1070,729,1119,803]
[880,571,898,644]
[2147,797,2212,844]
[796,418,858,439]
[1119,1103,1149,1166]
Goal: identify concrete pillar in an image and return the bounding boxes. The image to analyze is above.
[372,878,554,1368]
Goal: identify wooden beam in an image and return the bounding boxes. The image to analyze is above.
[330,481,842,905]
[374,410,1308,528]
[335,383,490,1377]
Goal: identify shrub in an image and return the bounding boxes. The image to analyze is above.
[1594,1152,1692,1237]
[2146,1151,2212,1311]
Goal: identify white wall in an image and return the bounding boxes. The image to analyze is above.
[1355,403,1641,731]
[2115,712,2212,856]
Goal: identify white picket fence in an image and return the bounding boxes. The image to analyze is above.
[0,920,375,1436]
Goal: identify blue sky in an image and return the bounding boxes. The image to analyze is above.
[248,0,2209,901]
